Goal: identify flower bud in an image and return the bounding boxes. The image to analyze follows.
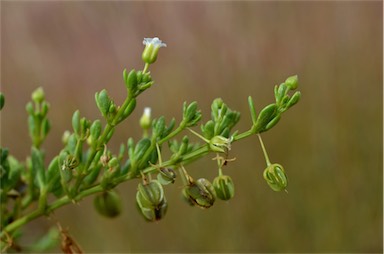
[183,178,216,209]
[61,131,71,145]
[142,37,167,64]
[213,175,235,201]
[263,163,288,191]
[94,190,122,218]
[140,107,152,130]
[285,75,298,90]
[31,87,45,103]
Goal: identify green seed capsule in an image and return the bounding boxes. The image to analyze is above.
[183,178,216,209]
[137,180,164,207]
[263,163,288,191]
[213,175,235,201]
[136,180,168,221]
[136,193,168,222]
[157,168,176,185]
[94,190,122,218]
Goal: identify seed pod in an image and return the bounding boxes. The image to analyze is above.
[137,180,164,207]
[183,178,216,209]
[136,180,168,221]
[136,197,168,222]
[157,168,176,185]
[94,190,122,218]
[213,175,235,201]
[263,163,288,191]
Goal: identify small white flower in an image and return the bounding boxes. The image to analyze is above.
[143,37,167,48]
[142,37,167,64]
[140,107,152,129]
[143,107,151,118]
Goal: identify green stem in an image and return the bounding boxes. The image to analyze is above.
[0,124,249,237]
[142,63,150,74]
[84,95,134,171]
[159,122,186,144]
[232,128,254,142]
[257,133,271,166]
[0,184,106,239]
[0,120,259,237]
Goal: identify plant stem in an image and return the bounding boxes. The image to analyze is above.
[0,184,105,239]
[257,133,271,166]
[232,129,254,141]
[142,63,150,74]
[0,120,257,237]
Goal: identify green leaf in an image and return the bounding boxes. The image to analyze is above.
[248,96,257,124]
[254,104,277,133]
[162,118,176,137]
[31,147,46,189]
[286,91,301,109]
[125,69,138,93]
[95,89,111,117]
[72,111,80,135]
[201,120,215,139]
[153,117,165,138]
[41,118,51,138]
[0,93,4,110]
[90,120,102,140]
[134,138,151,158]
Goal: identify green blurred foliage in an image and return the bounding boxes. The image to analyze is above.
[1,1,382,253]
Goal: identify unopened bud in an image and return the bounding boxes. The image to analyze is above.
[285,75,298,90]
[32,87,45,103]
[140,107,152,130]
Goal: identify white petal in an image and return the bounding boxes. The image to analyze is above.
[143,37,167,47]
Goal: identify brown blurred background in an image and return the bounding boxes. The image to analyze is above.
[1,1,382,253]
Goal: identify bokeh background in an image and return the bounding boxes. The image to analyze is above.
[1,1,382,253]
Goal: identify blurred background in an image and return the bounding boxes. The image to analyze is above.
[1,1,382,253]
